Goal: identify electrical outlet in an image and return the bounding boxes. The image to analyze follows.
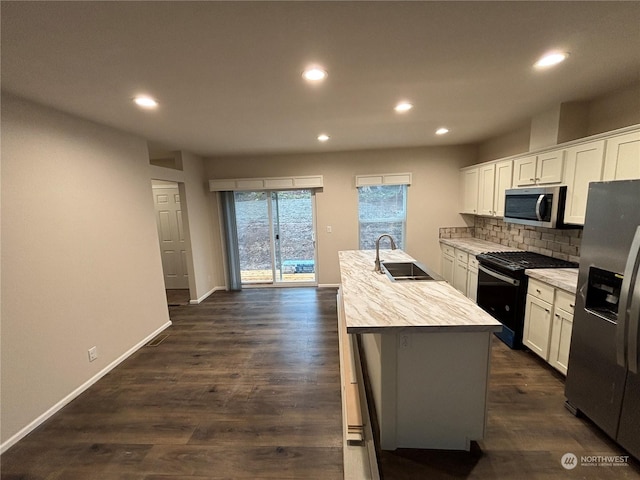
[88,346,98,362]
[400,334,410,349]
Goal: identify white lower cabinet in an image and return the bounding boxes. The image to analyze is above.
[440,243,479,302]
[548,290,575,375]
[467,256,479,302]
[523,278,575,375]
[523,294,553,359]
[453,250,469,296]
[441,244,455,284]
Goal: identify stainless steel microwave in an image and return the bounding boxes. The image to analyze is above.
[503,186,569,228]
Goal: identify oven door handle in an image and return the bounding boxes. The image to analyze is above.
[479,265,520,286]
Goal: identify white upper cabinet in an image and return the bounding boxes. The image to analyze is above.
[563,140,605,225]
[514,150,564,186]
[513,155,537,186]
[471,160,513,217]
[536,150,565,184]
[461,167,479,214]
[477,164,496,216]
[603,131,640,181]
[459,126,639,222]
[493,160,513,217]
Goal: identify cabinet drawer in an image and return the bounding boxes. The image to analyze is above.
[468,256,479,271]
[555,289,576,314]
[455,250,469,264]
[441,244,455,257]
[528,278,554,304]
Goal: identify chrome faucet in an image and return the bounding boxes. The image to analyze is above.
[374,234,397,273]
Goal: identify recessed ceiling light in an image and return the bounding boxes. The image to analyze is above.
[394,102,413,113]
[534,52,569,68]
[317,134,330,142]
[133,95,158,109]
[435,127,449,135]
[302,67,327,82]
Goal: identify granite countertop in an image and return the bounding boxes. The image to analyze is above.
[339,249,502,334]
[439,237,521,256]
[525,268,579,294]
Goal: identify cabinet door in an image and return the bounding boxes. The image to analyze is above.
[513,155,538,186]
[523,295,553,360]
[461,168,479,214]
[441,253,454,284]
[603,131,640,181]
[477,164,496,216]
[563,140,605,225]
[453,261,468,295]
[466,267,478,302]
[549,308,573,375]
[493,160,513,217]
[536,150,564,184]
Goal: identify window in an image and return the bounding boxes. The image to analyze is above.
[358,184,407,249]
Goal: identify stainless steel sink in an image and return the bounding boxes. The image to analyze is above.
[381,261,442,282]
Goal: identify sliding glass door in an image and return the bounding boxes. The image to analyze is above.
[234,189,316,285]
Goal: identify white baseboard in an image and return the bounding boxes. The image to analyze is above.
[318,283,340,289]
[189,286,225,304]
[0,320,173,455]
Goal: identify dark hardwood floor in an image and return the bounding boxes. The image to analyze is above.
[379,336,640,479]
[1,288,343,480]
[2,287,639,479]
[165,289,190,306]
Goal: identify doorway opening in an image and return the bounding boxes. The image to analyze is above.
[234,189,317,286]
[152,180,191,305]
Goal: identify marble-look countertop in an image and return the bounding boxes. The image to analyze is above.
[339,250,502,334]
[525,268,579,293]
[439,237,521,256]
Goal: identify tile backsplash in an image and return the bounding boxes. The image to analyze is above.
[438,226,474,239]
[473,217,582,263]
[439,219,582,263]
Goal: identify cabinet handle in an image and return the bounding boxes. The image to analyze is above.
[545,309,550,313]
[555,313,560,318]
[536,289,541,294]
[569,304,575,308]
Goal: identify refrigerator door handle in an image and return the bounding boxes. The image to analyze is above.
[617,226,640,368]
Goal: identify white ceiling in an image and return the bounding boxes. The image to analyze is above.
[2,1,639,157]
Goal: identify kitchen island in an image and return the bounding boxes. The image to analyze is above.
[338,249,501,454]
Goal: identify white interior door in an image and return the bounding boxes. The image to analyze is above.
[153,182,189,289]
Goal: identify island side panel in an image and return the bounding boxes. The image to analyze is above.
[360,332,398,450]
[395,331,492,450]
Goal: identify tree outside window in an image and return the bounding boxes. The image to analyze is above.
[358,185,407,250]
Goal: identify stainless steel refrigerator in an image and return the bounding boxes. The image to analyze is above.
[565,179,640,459]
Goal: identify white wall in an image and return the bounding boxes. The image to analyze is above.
[205,145,477,285]
[587,82,640,136]
[0,94,172,450]
[179,152,225,299]
[476,80,640,163]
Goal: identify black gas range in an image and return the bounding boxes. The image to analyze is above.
[475,251,578,349]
